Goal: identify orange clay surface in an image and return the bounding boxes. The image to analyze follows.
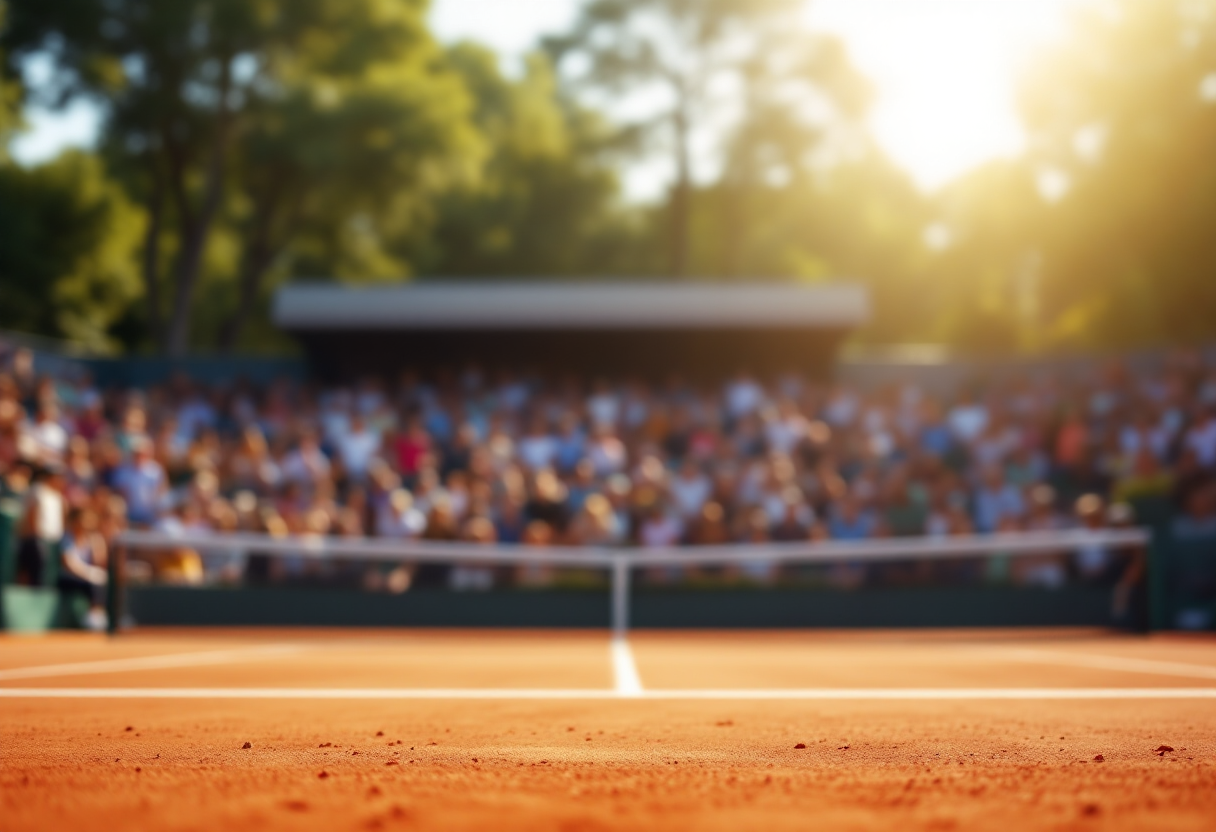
[2,628,1215,831]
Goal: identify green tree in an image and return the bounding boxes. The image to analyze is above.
[0,152,143,351]
[399,44,641,278]
[548,0,812,277]
[213,42,475,350]
[922,160,1046,353]
[0,2,18,154]
[3,0,471,354]
[1015,0,1216,347]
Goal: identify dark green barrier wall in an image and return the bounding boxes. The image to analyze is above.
[1152,531,1216,631]
[122,585,1123,630]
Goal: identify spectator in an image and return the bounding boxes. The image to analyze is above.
[4,346,1214,598]
[1073,494,1117,583]
[670,459,711,520]
[58,507,108,630]
[280,432,330,487]
[972,467,1025,533]
[1183,406,1216,469]
[829,494,873,541]
[29,401,68,467]
[17,468,65,585]
[112,439,167,526]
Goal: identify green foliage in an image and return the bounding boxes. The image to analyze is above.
[548,0,824,276]
[4,0,1216,356]
[210,14,477,348]
[2,0,471,354]
[0,2,18,155]
[928,0,1216,351]
[395,45,640,277]
[0,152,143,351]
[1022,0,1216,348]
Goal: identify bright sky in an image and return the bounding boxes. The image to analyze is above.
[807,0,1076,190]
[9,0,1080,194]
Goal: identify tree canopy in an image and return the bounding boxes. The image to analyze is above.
[0,151,143,351]
[3,0,473,353]
[2,0,1215,356]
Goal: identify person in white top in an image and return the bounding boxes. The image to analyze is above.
[639,504,683,548]
[725,372,764,420]
[17,468,65,585]
[29,402,68,466]
[587,425,627,476]
[669,459,712,519]
[586,379,620,429]
[763,399,808,456]
[375,489,427,539]
[517,416,558,471]
[335,414,381,481]
[281,433,331,486]
[948,393,989,444]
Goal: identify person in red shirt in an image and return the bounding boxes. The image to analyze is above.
[394,418,431,477]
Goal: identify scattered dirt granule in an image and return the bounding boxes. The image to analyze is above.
[375,731,384,737]
[1156,745,1174,755]
[124,727,133,732]
[242,742,252,749]
[794,744,807,750]
[317,771,329,779]
[1081,804,1102,817]
[1093,754,1104,762]
[386,761,398,766]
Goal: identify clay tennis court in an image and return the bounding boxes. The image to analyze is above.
[3,628,1215,831]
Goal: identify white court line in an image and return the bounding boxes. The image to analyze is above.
[2,687,1216,700]
[0,645,305,682]
[1001,649,1216,681]
[611,637,643,697]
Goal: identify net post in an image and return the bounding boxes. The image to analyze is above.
[1146,529,1168,632]
[611,554,630,639]
[106,539,124,636]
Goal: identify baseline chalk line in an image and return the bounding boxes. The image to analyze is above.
[3,687,1216,700]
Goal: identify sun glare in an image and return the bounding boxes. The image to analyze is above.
[809,0,1079,191]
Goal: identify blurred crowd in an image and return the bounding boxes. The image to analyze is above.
[4,342,1216,606]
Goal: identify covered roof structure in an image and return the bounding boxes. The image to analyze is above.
[274,281,869,381]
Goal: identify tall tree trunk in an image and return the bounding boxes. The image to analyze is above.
[164,56,234,357]
[669,99,692,279]
[218,180,298,353]
[218,221,278,352]
[141,158,165,346]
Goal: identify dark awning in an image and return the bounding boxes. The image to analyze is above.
[273,281,869,330]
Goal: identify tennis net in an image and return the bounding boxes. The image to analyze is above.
[108,527,1153,635]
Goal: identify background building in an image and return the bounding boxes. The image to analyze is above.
[273,282,870,382]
